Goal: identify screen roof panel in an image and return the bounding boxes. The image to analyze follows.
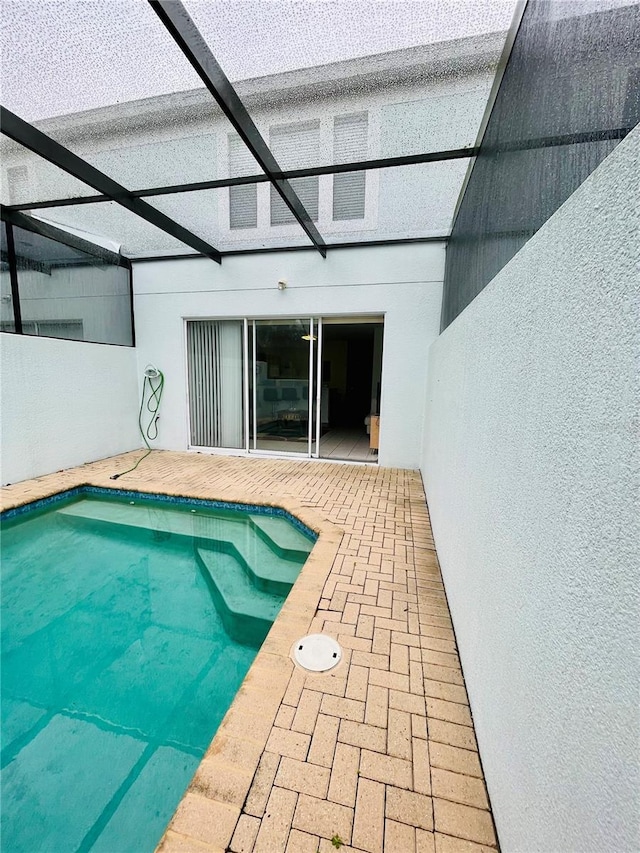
[25,202,188,257]
[147,189,314,253]
[0,0,263,189]
[0,134,97,206]
[183,0,516,168]
[2,0,203,122]
[183,0,517,82]
[321,160,468,243]
[0,0,523,255]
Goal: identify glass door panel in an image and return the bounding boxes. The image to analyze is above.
[313,318,323,457]
[252,319,313,454]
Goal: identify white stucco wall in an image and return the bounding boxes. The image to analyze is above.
[0,334,140,485]
[421,127,640,852]
[133,243,444,469]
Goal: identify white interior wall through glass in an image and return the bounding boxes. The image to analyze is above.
[186,317,384,462]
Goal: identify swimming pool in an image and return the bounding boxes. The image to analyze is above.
[0,487,315,852]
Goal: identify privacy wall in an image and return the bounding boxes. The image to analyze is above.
[0,334,140,484]
[422,127,639,851]
[133,243,444,469]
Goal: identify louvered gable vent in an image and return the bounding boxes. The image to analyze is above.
[270,121,320,225]
[333,112,368,221]
[228,134,257,229]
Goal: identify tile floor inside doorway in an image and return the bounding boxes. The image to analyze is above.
[320,428,377,462]
[1,451,496,853]
[254,429,376,462]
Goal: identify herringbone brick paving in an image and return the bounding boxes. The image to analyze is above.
[1,451,497,853]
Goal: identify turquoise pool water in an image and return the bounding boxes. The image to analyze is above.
[0,489,314,853]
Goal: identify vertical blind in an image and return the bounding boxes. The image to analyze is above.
[187,320,244,448]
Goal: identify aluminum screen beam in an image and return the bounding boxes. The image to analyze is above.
[6,123,628,213]
[0,106,222,263]
[5,146,476,211]
[1,207,131,268]
[149,0,327,258]
[4,223,23,333]
[131,234,448,262]
[6,193,110,212]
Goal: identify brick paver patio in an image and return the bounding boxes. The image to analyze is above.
[1,451,497,853]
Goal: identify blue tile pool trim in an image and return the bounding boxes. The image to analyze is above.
[0,486,318,542]
[0,487,85,521]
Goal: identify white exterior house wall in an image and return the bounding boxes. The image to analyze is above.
[421,127,640,852]
[0,333,140,485]
[133,242,444,469]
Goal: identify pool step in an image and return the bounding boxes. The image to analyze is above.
[57,500,303,595]
[249,515,313,560]
[195,547,285,646]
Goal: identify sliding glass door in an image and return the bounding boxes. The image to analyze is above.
[186,315,382,463]
[250,319,316,455]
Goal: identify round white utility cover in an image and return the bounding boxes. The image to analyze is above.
[293,634,342,672]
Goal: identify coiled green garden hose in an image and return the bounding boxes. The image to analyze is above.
[110,368,164,480]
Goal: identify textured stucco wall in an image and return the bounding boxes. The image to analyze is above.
[422,126,639,852]
[133,243,444,469]
[0,334,140,485]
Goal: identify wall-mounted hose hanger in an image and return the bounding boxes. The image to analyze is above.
[110,365,164,480]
